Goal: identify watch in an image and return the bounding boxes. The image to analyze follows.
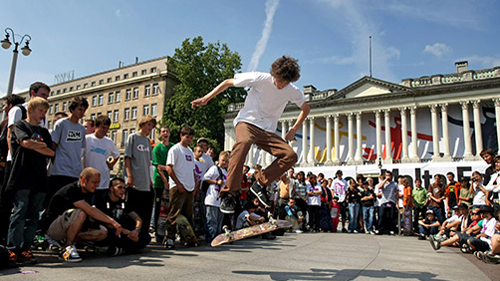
[135,227,141,232]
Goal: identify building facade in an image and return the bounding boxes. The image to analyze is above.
[224,62,500,185]
[7,56,178,174]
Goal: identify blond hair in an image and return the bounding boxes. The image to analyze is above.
[138,115,157,128]
[28,97,50,111]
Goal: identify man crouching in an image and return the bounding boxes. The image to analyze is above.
[42,167,121,262]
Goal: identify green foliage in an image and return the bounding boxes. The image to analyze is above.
[162,36,246,152]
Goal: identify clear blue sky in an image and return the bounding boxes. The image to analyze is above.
[1,0,499,97]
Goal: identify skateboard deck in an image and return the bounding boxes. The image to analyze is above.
[192,200,204,236]
[156,188,170,240]
[211,219,292,247]
[176,214,199,246]
[402,208,413,236]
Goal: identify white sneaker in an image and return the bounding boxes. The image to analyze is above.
[59,245,82,262]
[294,230,303,234]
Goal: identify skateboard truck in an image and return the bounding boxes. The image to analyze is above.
[222,225,233,241]
[267,212,277,226]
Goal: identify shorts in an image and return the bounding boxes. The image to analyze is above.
[46,209,83,241]
[468,237,491,252]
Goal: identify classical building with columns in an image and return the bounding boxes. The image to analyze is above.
[224,62,500,184]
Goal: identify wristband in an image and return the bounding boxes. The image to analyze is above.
[135,227,141,232]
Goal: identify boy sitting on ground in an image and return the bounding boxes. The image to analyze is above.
[284,198,304,233]
[235,201,275,240]
[418,209,440,240]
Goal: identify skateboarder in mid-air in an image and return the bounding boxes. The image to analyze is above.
[191,55,310,215]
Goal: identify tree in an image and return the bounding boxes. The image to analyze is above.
[162,36,246,153]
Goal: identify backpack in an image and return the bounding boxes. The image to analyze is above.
[0,105,27,161]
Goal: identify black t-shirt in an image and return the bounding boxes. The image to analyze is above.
[360,188,375,207]
[5,120,52,193]
[42,181,85,231]
[347,188,362,204]
[95,195,135,230]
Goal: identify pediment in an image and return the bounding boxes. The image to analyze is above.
[326,76,410,100]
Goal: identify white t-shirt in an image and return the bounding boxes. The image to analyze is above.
[201,154,214,173]
[480,217,498,246]
[233,72,308,133]
[331,178,348,202]
[166,143,195,192]
[203,165,227,207]
[307,183,321,206]
[397,184,405,208]
[472,182,489,206]
[83,134,120,190]
[194,158,205,183]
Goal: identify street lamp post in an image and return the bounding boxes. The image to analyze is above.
[1,27,32,96]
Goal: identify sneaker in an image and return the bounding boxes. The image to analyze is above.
[389,231,395,236]
[418,235,426,240]
[461,244,471,254]
[219,194,235,214]
[107,246,124,256]
[164,238,175,249]
[18,250,37,265]
[249,182,271,208]
[7,250,18,266]
[353,230,358,234]
[374,230,381,235]
[294,229,303,234]
[482,252,500,264]
[429,235,441,251]
[369,231,375,235]
[59,245,82,262]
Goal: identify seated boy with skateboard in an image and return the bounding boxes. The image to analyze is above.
[235,201,276,240]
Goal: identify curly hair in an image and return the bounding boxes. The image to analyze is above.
[270,55,301,82]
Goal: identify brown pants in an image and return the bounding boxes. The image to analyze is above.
[166,186,194,239]
[225,122,297,194]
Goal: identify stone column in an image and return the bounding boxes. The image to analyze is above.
[410,106,420,162]
[494,98,500,152]
[472,100,483,158]
[430,104,441,161]
[333,114,341,165]
[325,115,333,165]
[281,120,287,140]
[347,113,355,164]
[354,112,363,163]
[460,101,474,160]
[374,110,382,163]
[287,119,295,147]
[260,148,267,167]
[440,104,452,161]
[400,107,410,163]
[301,120,308,166]
[307,117,316,166]
[383,109,393,163]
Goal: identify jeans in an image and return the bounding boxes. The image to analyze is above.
[419,225,438,236]
[205,205,223,242]
[348,203,360,231]
[7,189,45,251]
[377,202,396,233]
[362,205,374,232]
[427,206,444,224]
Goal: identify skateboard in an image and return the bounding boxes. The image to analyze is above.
[211,218,292,247]
[156,188,170,241]
[402,208,413,236]
[176,214,199,247]
[192,199,204,236]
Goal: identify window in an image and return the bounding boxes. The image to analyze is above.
[152,83,159,95]
[121,130,128,148]
[125,89,131,100]
[151,103,157,116]
[98,94,104,105]
[48,121,52,130]
[115,91,121,102]
[54,103,59,112]
[131,107,137,120]
[50,91,54,96]
[83,83,88,88]
[133,87,139,99]
[92,96,97,106]
[107,111,112,119]
[56,90,60,95]
[108,92,114,104]
[115,76,120,81]
[62,102,67,111]
[132,71,138,77]
[91,81,96,87]
[113,110,119,122]
[76,85,81,90]
[99,79,104,85]
[49,105,54,114]
[124,73,129,79]
[124,108,130,121]
[69,86,73,92]
[151,67,157,73]
[150,128,155,140]
[111,131,117,143]
[90,113,96,120]
[107,78,112,83]
[130,128,136,135]
[143,104,149,115]
[144,85,151,97]
[63,88,67,93]
[97,112,102,117]
[141,69,147,75]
